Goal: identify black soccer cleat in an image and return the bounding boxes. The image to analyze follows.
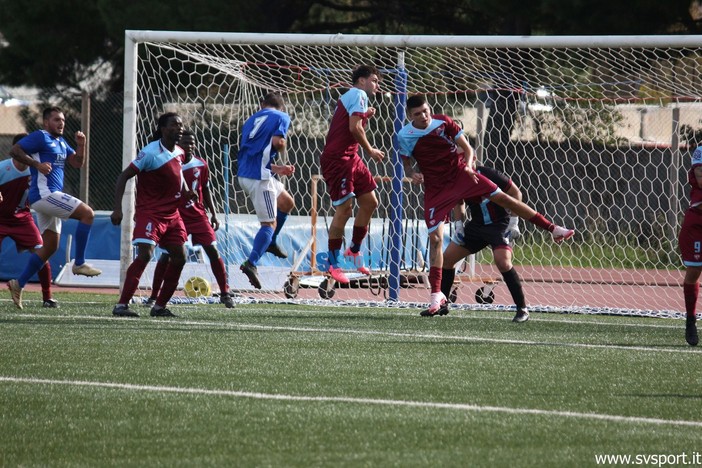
[513,308,530,323]
[220,292,235,309]
[240,260,262,289]
[113,304,139,318]
[266,242,288,259]
[686,316,699,347]
[419,304,450,317]
[42,299,59,308]
[150,307,177,317]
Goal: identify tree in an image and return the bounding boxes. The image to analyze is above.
[0,0,699,93]
[0,0,117,92]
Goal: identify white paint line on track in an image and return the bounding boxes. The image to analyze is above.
[8,313,702,355]
[1,376,700,428]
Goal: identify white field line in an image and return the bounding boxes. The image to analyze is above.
[1,300,686,329]
[8,313,702,355]
[1,376,701,428]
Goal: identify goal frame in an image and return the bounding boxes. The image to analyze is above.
[121,31,702,305]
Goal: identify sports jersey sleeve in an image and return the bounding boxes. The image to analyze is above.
[17,131,45,154]
[433,114,464,141]
[275,114,291,137]
[340,88,369,117]
[131,149,153,172]
[397,131,413,159]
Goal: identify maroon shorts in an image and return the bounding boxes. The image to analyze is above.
[186,217,217,246]
[424,170,499,232]
[321,154,377,205]
[679,208,702,266]
[0,220,42,252]
[132,212,187,247]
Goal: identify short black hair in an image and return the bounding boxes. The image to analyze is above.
[42,106,63,120]
[406,94,427,111]
[12,133,28,145]
[351,65,380,84]
[261,92,285,110]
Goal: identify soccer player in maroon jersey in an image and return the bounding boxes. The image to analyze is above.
[320,65,385,284]
[110,112,194,318]
[1,133,56,308]
[398,94,574,316]
[677,147,702,346]
[146,130,234,308]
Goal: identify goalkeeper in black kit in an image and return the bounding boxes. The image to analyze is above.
[437,165,530,323]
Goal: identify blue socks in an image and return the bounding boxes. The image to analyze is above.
[74,222,92,265]
[249,226,274,266]
[271,211,289,244]
[18,253,45,288]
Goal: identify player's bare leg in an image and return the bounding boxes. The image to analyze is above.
[489,192,574,243]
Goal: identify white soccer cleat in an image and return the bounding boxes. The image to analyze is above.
[7,279,23,309]
[72,262,102,277]
[551,225,575,243]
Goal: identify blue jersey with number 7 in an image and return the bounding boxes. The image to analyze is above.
[237,107,291,180]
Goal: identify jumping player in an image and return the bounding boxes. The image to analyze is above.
[320,65,385,284]
[398,94,574,316]
[237,92,294,289]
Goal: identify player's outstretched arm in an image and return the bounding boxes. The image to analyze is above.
[9,143,51,175]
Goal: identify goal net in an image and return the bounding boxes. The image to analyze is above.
[123,32,702,317]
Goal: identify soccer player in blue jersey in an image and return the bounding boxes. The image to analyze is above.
[7,108,101,308]
[237,92,294,289]
[111,112,193,318]
[320,65,385,284]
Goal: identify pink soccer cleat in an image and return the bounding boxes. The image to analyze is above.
[328,265,350,284]
[551,225,575,243]
[344,248,371,275]
[420,292,448,317]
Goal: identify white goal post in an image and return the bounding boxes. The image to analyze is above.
[122,31,702,316]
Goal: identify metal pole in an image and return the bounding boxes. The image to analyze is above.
[223,143,230,276]
[669,107,681,241]
[120,33,139,291]
[388,53,407,302]
[80,91,90,204]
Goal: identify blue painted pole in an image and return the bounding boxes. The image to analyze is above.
[388,55,407,302]
[223,143,230,274]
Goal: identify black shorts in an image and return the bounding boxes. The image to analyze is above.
[459,220,511,254]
